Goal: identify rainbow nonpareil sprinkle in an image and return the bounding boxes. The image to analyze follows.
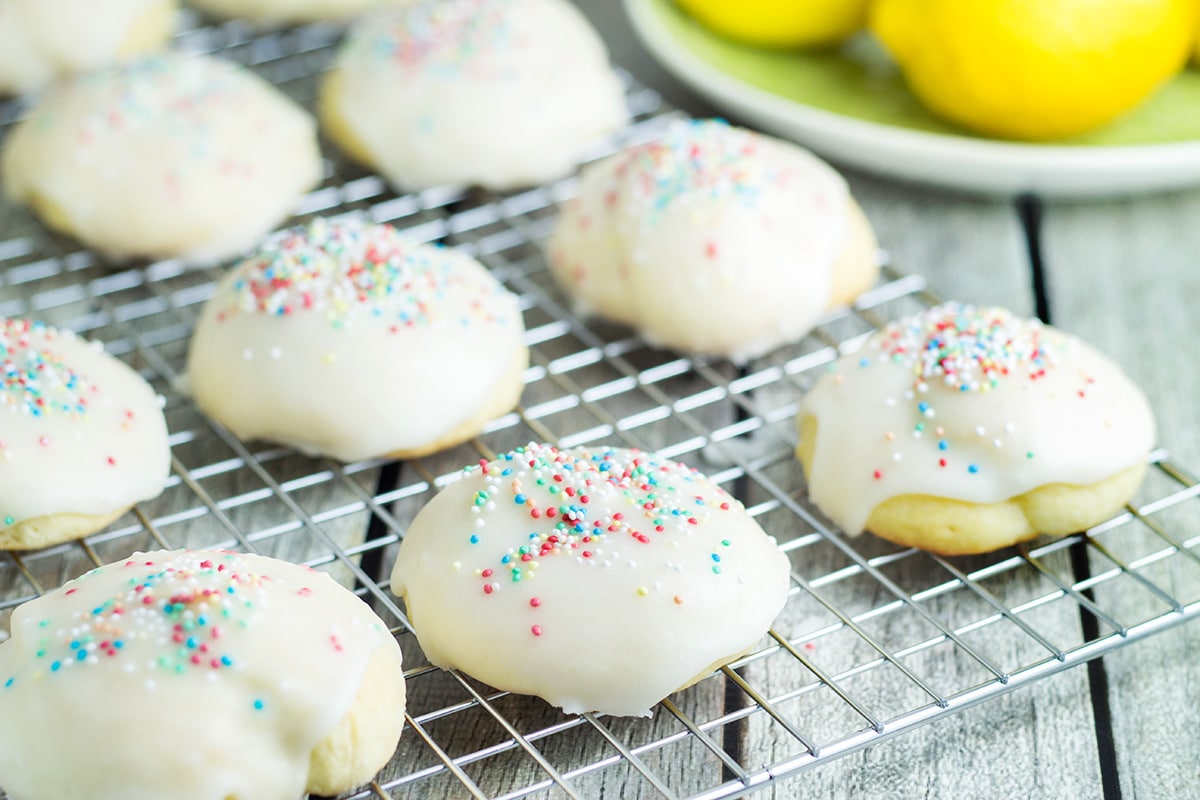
[0,319,96,419]
[464,443,740,601]
[217,218,512,330]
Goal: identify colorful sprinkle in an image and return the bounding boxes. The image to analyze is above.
[0,319,96,419]
[218,219,513,331]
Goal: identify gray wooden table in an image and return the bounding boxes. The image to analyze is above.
[1,4,1197,800]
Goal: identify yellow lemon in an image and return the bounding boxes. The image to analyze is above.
[676,0,870,49]
[870,0,1195,140]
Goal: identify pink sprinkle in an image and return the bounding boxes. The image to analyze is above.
[529,597,541,608]
[38,436,51,447]
[531,625,543,637]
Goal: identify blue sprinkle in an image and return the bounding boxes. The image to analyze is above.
[938,440,948,451]
[968,464,980,474]
[70,641,81,650]
[3,678,12,688]
[917,402,930,414]
[469,534,479,544]
[162,603,174,614]
[113,641,124,649]
[711,553,721,563]
[186,638,198,649]
[220,655,233,667]
[253,699,265,711]
[50,661,61,672]
[514,494,527,505]
[859,357,869,367]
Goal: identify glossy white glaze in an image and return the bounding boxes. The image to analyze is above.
[0,549,400,800]
[0,319,169,532]
[548,119,851,361]
[392,443,791,717]
[2,52,320,264]
[325,0,626,190]
[187,219,527,461]
[0,0,173,94]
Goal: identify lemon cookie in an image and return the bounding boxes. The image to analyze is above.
[547,119,878,362]
[796,303,1155,555]
[0,0,175,95]
[319,0,626,191]
[2,52,321,265]
[0,318,170,550]
[391,443,790,717]
[0,549,405,799]
[187,218,527,461]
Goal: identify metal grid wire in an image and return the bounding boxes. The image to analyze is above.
[3,12,1200,800]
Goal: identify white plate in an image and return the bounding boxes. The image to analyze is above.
[625,0,1200,197]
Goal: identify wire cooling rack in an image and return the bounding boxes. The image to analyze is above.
[3,11,1200,800]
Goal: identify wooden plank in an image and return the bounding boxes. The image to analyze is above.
[1041,189,1200,799]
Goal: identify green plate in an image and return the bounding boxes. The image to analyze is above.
[626,0,1200,195]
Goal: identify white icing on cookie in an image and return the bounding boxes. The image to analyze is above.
[798,303,1156,535]
[0,319,169,532]
[0,549,402,800]
[323,0,626,190]
[547,119,852,362]
[0,0,174,95]
[187,218,527,462]
[2,52,321,265]
[391,443,791,717]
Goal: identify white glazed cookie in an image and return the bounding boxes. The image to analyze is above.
[796,303,1156,555]
[190,0,381,23]
[547,119,880,362]
[391,443,791,717]
[0,0,175,96]
[319,0,627,191]
[2,52,321,265]
[187,218,528,462]
[0,319,170,550]
[0,549,406,800]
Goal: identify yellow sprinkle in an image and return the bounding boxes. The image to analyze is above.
[637,586,648,597]
[323,352,336,364]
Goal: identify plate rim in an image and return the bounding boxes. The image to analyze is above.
[624,0,1200,196]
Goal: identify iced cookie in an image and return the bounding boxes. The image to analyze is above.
[547,119,879,362]
[391,443,791,717]
[796,302,1156,555]
[187,218,528,461]
[0,0,175,95]
[2,52,321,265]
[0,549,406,799]
[0,318,170,550]
[319,0,627,191]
